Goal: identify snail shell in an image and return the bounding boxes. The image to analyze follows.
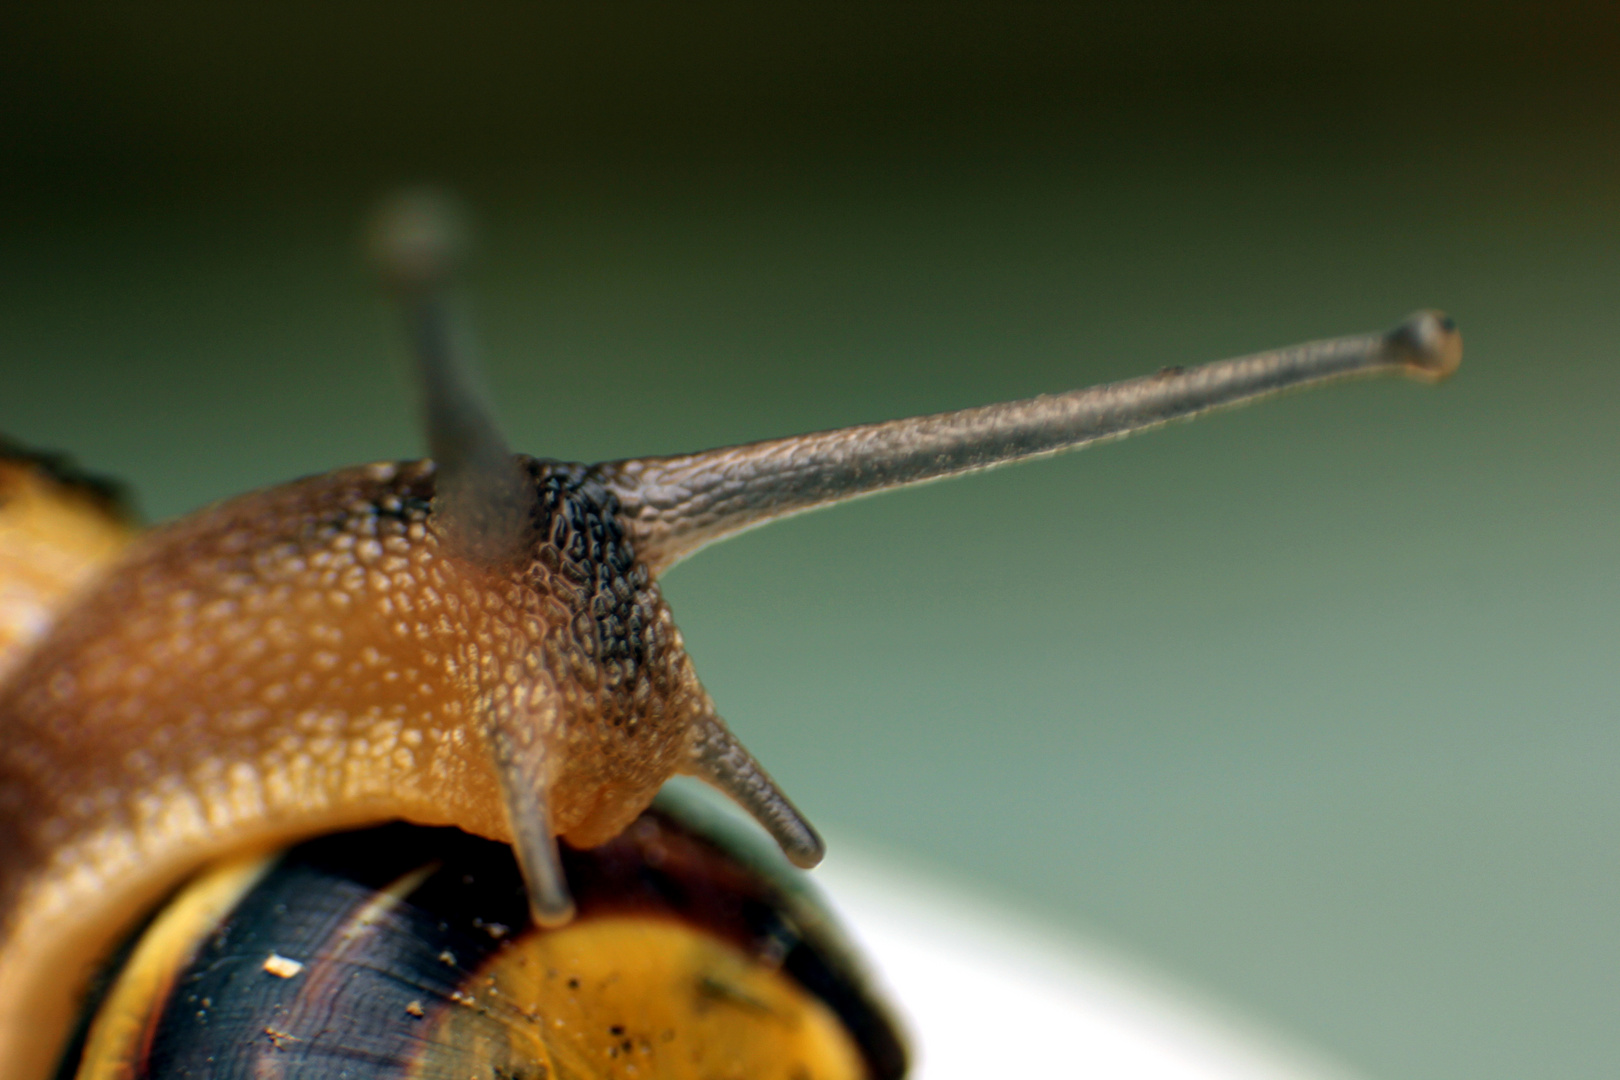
[61,788,906,1080]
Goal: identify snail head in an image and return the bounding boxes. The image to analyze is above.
[372,193,1462,928]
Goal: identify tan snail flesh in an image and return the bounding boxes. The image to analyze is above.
[0,300,1460,1080]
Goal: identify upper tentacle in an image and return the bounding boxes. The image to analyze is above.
[373,191,534,567]
[598,311,1461,574]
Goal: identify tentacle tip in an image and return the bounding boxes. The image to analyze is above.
[1387,310,1463,383]
[368,188,469,295]
[725,777,829,867]
[528,891,578,930]
[782,827,827,870]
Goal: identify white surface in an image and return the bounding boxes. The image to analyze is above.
[818,850,1361,1080]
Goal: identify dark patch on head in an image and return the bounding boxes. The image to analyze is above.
[522,459,652,673]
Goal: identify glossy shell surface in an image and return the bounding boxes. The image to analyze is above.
[60,790,906,1080]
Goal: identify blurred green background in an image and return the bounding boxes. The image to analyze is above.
[3,4,1618,1077]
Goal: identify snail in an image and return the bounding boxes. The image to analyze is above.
[0,196,1462,1080]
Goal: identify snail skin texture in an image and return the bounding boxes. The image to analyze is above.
[0,223,1461,1080]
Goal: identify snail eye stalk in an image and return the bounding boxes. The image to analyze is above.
[601,311,1462,574]
[374,193,572,927]
[371,191,533,567]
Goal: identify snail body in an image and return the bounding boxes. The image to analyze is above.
[0,215,1462,1080]
[0,458,715,1080]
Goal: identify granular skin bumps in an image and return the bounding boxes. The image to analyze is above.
[0,458,709,1061]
